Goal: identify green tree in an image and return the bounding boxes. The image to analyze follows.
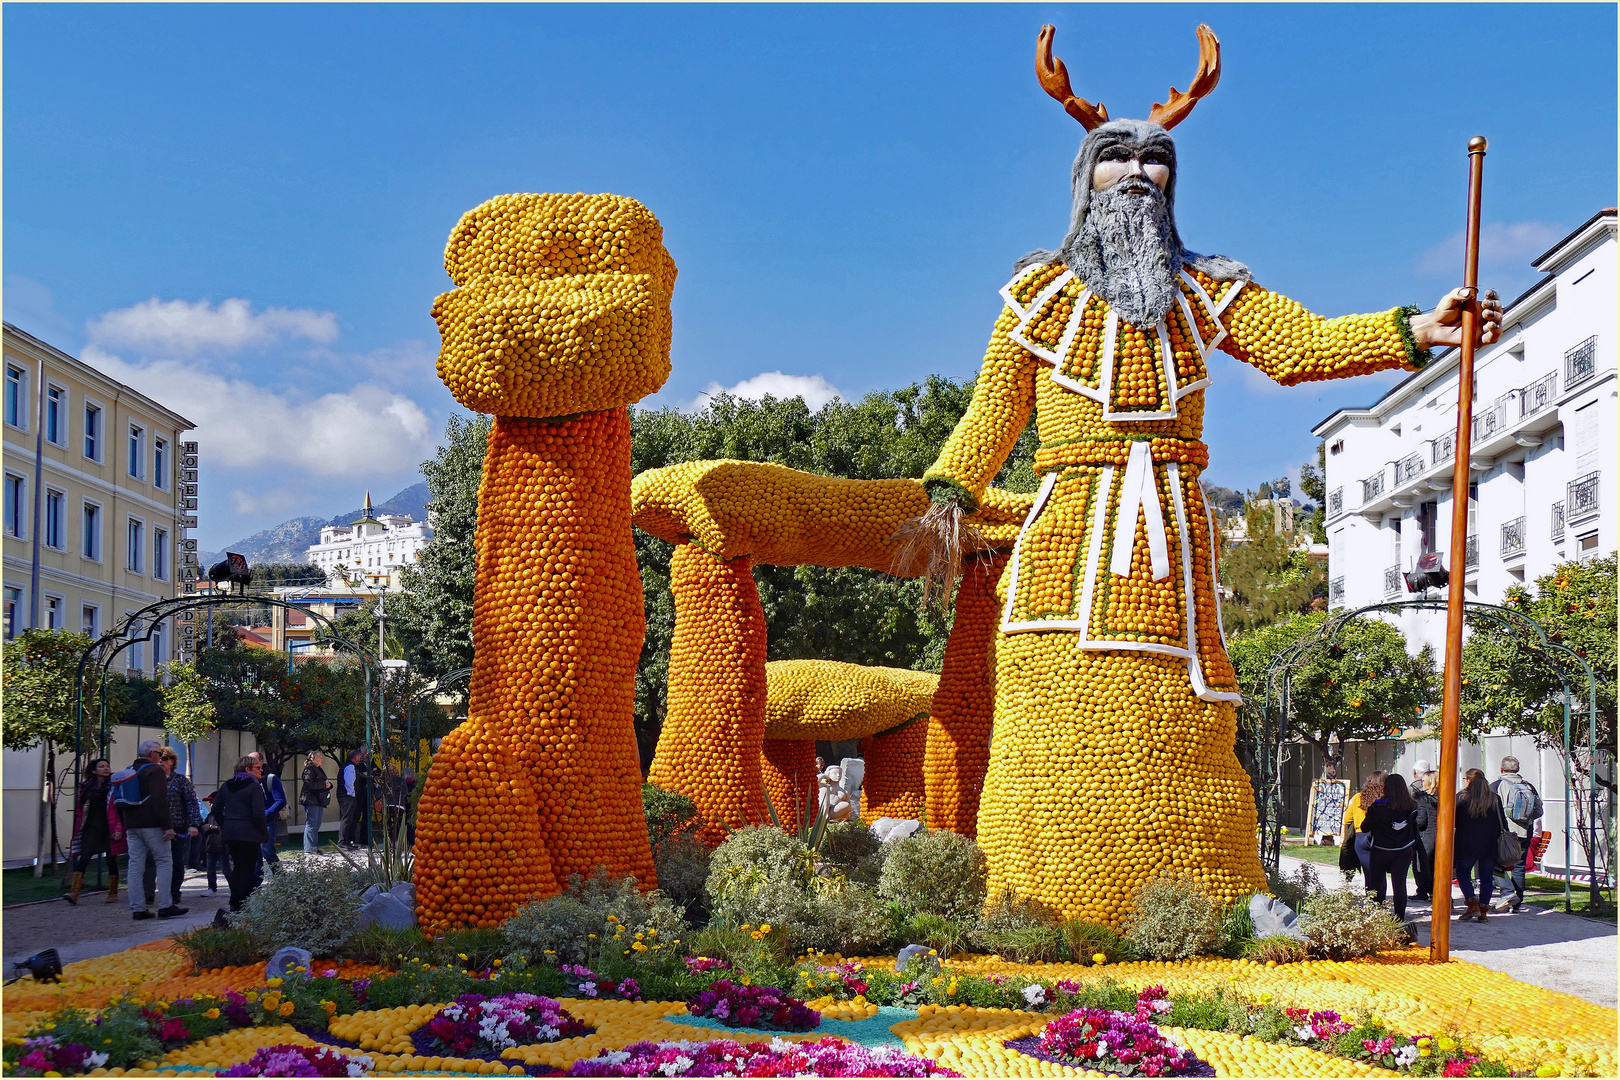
[1297,442,1329,543]
[160,660,217,744]
[1228,612,1438,780]
[1218,493,1327,635]
[250,562,329,588]
[196,649,369,778]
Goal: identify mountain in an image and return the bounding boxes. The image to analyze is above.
[200,481,431,566]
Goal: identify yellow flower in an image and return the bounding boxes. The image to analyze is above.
[647,929,657,937]
[493,959,502,967]
[927,949,937,956]
[204,1008,220,1020]
[631,942,649,952]
[635,932,645,940]
[266,977,283,989]
[279,1001,296,1016]
[1438,1036,1457,1052]
[759,924,772,934]
[750,931,764,941]
[458,953,468,961]
[588,934,597,939]
[1093,953,1107,965]
[246,991,259,1002]
[607,914,619,923]
[1259,993,1272,1004]
[932,977,942,987]
[741,977,751,986]
[741,924,752,931]
[1420,1049,1432,1058]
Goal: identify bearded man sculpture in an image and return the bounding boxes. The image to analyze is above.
[914,25,1501,922]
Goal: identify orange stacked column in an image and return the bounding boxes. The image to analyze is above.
[860,717,930,820]
[760,738,817,831]
[649,544,769,843]
[923,550,1009,837]
[466,410,655,887]
[412,717,559,931]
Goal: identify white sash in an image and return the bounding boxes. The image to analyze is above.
[1109,440,1171,581]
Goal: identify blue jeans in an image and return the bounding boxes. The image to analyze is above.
[1456,854,1494,907]
[126,828,171,912]
[303,804,324,852]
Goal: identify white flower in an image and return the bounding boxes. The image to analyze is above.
[1022,985,1048,1006]
[604,1051,632,1066]
[85,1053,109,1069]
[660,1055,695,1076]
[1149,998,1172,1014]
[1394,1046,1419,1067]
[1294,1025,1317,1041]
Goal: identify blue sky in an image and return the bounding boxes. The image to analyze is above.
[5,3,1615,549]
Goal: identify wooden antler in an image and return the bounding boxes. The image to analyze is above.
[1036,24,1108,130]
[1147,24,1221,130]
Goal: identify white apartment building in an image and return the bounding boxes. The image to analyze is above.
[1308,209,1616,875]
[306,491,431,589]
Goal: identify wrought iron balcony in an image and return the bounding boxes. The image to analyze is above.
[1431,431,1455,467]
[1384,566,1402,596]
[1329,576,1346,607]
[1552,500,1565,542]
[1520,371,1557,420]
[1471,401,1508,445]
[1500,516,1526,558]
[1566,336,1597,390]
[1464,535,1478,568]
[1362,469,1386,502]
[1327,487,1343,518]
[1395,452,1426,485]
[1569,471,1600,522]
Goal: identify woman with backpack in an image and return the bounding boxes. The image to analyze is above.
[1454,770,1507,923]
[1361,773,1419,926]
[66,758,126,904]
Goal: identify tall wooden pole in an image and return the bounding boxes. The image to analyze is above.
[1430,135,1487,963]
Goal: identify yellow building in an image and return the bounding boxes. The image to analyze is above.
[2,323,196,668]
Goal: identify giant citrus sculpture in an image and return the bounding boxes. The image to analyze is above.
[414,192,675,928]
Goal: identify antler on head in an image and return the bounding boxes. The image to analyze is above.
[1147,24,1221,130]
[1036,24,1108,130]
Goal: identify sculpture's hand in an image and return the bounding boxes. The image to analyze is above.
[1409,287,1503,350]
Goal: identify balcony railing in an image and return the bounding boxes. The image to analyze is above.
[1432,431,1455,467]
[1520,371,1557,420]
[1552,500,1565,541]
[1472,400,1508,445]
[1329,576,1346,607]
[1384,566,1402,596]
[1566,336,1597,390]
[1501,516,1526,558]
[1327,487,1343,518]
[1464,534,1478,568]
[1569,471,1601,522]
[1395,452,1426,485]
[1362,469,1386,502]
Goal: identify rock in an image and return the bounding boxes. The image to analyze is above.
[870,817,922,844]
[266,947,312,982]
[358,892,416,931]
[388,881,416,911]
[359,884,384,903]
[1250,894,1305,940]
[896,943,941,975]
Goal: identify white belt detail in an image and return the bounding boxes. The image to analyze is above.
[1110,441,1170,581]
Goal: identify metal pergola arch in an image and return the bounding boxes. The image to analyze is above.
[1250,597,1609,913]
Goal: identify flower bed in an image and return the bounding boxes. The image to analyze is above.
[216,1044,373,1077]
[685,981,820,1032]
[566,1036,960,1077]
[418,993,590,1057]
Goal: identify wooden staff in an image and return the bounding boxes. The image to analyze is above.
[1430,135,1487,963]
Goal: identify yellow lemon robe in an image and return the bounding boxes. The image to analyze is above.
[925,261,1429,922]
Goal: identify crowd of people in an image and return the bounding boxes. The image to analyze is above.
[64,742,409,922]
[1340,755,1545,927]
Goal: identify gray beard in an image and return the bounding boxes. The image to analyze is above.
[1063,181,1181,329]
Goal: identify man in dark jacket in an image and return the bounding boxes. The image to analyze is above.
[213,756,271,914]
[119,740,187,920]
[247,752,287,887]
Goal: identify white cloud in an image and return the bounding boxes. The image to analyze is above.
[87,297,340,356]
[83,345,435,477]
[692,370,843,411]
[1416,220,1565,276]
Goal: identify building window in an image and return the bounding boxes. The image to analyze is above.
[84,403,101,461]
[153,527,168,581]
[1418,501,1438,554]
[126,629,143,672]
[5,365,26,428]
[154,438,168,489]
[4,474,24,539]
[82,502,101,561]
[1569,471,1601,522]
[128,425,145,480]
[4,586,20,639]
[45,595,62,630]
[127,518,144,573]
[1578,532,1600,559]
[1565,335,1597,390]
[45,385,64,445]
[44,489,64,549]
[152,621,167,667]
[81,604,99,637]
[1552,500,1566,542]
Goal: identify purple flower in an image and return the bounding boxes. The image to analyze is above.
[685,981,819,1033]
[566,1037,960,1077]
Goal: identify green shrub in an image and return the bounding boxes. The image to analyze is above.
[818,821,885,883]
[878,829,987,918]
[981,923,1067,963]
[342,925,431,967]
[1266,861,1322,909]
[1242,934,1309,965]
[1122,872,1225,961]
[234,856,361,955]
[439,927,509,971]
[504,870,689,968]
[643,783,701,849]
[172,924,271,969]
[1216,894,1257,958]
[795,883,893,956]
[1049,978,1138,1012]
[1059,920,1137,965]
[906,913,972,958]
[1298,891,1406,960]
[654,832,712,922]
[706,826,815,922]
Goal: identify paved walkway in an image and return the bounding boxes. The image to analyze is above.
[3,866,230,970]
[1279,854,1618,1008]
